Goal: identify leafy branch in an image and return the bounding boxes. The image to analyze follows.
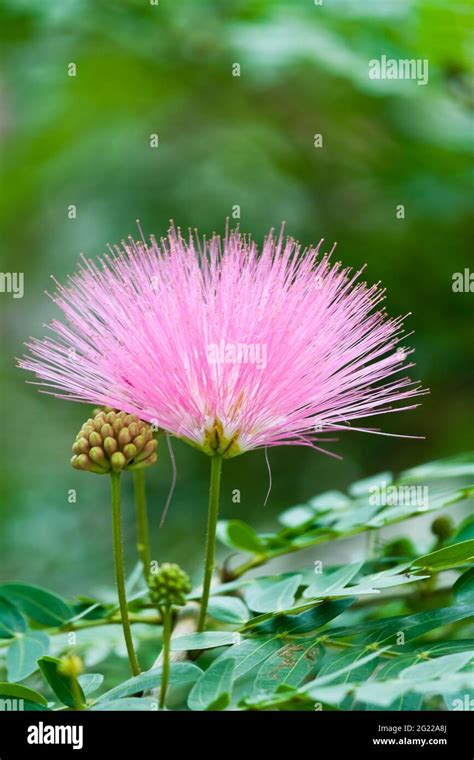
[0,452,473,711]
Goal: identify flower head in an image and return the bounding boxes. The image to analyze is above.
[148,563,191,607]
[19,225,424,457]
[72,409,157,473]
[58,654,84,678]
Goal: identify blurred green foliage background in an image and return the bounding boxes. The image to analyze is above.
[1,1,472,596]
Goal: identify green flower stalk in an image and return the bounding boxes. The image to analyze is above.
[148,563,191,709]
[198,453,223,631]
[76,407,155,581]
[71,409,158,677]
[133,468,152,583]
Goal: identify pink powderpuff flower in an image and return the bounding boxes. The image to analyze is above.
[18,224,425,458]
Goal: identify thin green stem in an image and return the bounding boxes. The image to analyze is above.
[110,471,141,676]
[197,454,223,632]
[133,468,152,582]
[159,604,172,710]
[70,677,84,710]
[366,528,378,560]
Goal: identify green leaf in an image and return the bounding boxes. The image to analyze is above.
[278,505,316,528]
[309,490,351,511]
[356,680,414,707]
[252,598,354,635]
[189,577,250,600]
[0,682,48,706]
[98,662,201,703]
[0,596,27,638]
[6,630,49,682]
[207,596,249,625]
[92,698,157,711]
[331,601,474,645]
[244,574,303,613]
[205,693,231,710]
[308,667,474,710]
[316,648,379,687]
[400,652,473,682]
[217,520,264,553]
[356,670,474,708]
[363,570,429,589]
[410,640,474,658]
[303,563,362,599]
[366,486,468,529]
[322,585,379,599]
[413,673,474,695]
[363,654,422,711]
[78,673,104,696]
[0,583,73,626]
[451,515,474,544]
[38,656,85,708]
[453,567,474,605]
[229,457,474,575]
[170,631,239,651]
[411,540,474,572]
[188,657,235,711]
[214,636,282,680]
[303,650,383,696]
[401,453,474,481]
[348,471,393,497]
[255,640,323,691]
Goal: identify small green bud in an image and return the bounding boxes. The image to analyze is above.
[110,451,126,471]
[123,443,137,461]
[58,654,84,678]
[89,431,102,447]
[148,563,191,607]
[89,446,106,466]
[103,436,117,456]
[118,427,132,446]
[383,538,415,558]
[431,516,455,541]
[71,409,158,474]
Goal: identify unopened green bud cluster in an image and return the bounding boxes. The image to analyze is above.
[71,409,157,474]
[148,563,191,607]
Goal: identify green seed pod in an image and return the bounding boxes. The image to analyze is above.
[71,409,158,474]
[148,563,191,607]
